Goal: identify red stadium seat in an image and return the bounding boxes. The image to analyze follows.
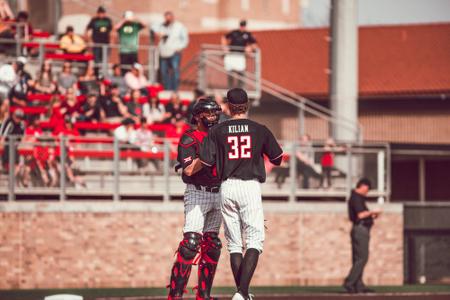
[45,53,94,62]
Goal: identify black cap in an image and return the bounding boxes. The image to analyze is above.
[240,20,247,27]
[226,88,248,105]
[97,6,106,13]
[122,118,135,126]
[66,26,74,33]
[356,178,372,189]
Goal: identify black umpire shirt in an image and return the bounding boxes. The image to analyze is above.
[348,190,374,228]
[200,118,283,183]
[177,129,220,187]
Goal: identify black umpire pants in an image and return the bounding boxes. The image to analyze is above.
[344,224,370,289]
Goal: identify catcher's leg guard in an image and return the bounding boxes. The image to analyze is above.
[168,232,202,299]
[196,232,222,299]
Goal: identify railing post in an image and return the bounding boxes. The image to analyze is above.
[254,48,262,99]
[298,102,305,138]
[346,146,353,199]
[148,46,156,83]
[289,142,297,203]
[102,44,108,78]
[8,135,15,202]
[163,139,170,202]
[59,136,66,202]
[377,150,385,204]
[198,51,206,92]
[38,41,44,67]
[113,136,120,202]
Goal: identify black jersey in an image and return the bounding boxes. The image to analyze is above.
[177,129,220,187]
[200,118,283,183]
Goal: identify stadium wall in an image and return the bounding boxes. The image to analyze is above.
[0,202,403,289]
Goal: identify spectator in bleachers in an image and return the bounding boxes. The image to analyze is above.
[86,6,113,73]
[60,26,87,54]
[297,134,322,189]
[152,11,188,91]
[320,138,346,189]
[78,62,100,95]
[9,56,32,107]
[163,92,187,124]
[142,94,166,124]
[0,20,14,54]
[115,11,145,73]
[106,64,128,96]
[114,117,135,143]
[165,115,189,140]
[0,109,25,176]
[126,89,143,123]
[130,117,159,170]
[222,19,258,89]
[59,88,81,122]
[58,62,78,94]
[14,11,33,40]
[124,63,148,95]
[0,0,13,21]
[54,115,80,137]
[79,93,104,123]
[99,83,128,123]
[33,59,57,95]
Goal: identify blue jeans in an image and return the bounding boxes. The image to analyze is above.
[160,52,181,91]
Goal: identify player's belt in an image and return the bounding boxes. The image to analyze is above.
[194,185,220,193]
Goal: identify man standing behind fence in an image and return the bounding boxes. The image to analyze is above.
[222,20,257,89]
[152,11,188,91]
[115,10,145,74]
[86,6,113,76]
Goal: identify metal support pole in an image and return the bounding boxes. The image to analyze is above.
[59,136,66,202]
[289,142,297,203]
[38,42,44,67]
[418,157,426,203]
[346,147,353,199]
[8,136,15,202]
[198,52,206,91]
[254,49,262,99]
[163,139,170,202]
[113,137,120,202]
[377,150,385,204]
[148,47,154,83]
[102,44,108,78]
[298,102,305,138]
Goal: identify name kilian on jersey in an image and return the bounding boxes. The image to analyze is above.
[228,124,249,133]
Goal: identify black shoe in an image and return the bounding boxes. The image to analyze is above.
[357,287,375,293]
[342,284,357,294]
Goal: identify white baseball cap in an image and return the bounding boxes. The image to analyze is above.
[124,10,134,20]
[17,56,27,65]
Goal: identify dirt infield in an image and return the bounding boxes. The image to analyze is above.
[95,293,450,300]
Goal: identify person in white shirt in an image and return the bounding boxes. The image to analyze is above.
[152,11,188,91]
[124,63,148,94]
[142,94,167,124]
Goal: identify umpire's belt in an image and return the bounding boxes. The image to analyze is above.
[194,185,220,193]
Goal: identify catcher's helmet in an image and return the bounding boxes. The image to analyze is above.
[190,97,221,128]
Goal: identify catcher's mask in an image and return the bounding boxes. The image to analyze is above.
[190,97,221,128]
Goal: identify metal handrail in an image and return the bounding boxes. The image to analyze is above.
[202,57,361,140]
[204,53,361,133]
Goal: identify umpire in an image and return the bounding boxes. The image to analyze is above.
[343,178,382,293]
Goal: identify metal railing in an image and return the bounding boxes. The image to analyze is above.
[0,135,389,202]
[0,38,159,82]
[181,44,362,142]
[194,44,262,99]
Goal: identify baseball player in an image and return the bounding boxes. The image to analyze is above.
[199,88,283,300]
[167,98,223,300]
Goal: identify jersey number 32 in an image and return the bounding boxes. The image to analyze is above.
[227,135,252,159]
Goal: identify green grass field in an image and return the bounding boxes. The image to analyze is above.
[1,285,450,300]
